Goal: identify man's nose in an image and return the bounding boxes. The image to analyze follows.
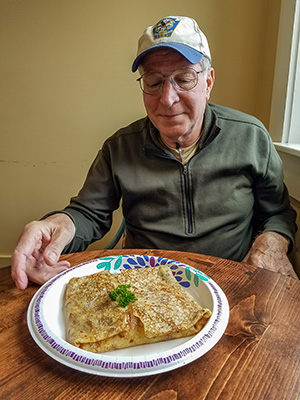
[159,79,180,106]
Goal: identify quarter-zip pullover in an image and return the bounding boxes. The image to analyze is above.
[55,103,296,261]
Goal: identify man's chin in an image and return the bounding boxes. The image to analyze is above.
[157,122,187,137]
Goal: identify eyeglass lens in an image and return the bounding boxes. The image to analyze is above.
[139,69,200,95]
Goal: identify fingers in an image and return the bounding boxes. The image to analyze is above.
[243,232,298,278]
[286,268,298,279]
[11,214,75,290]
[12,247,71,289]
[11,223,46,289]
[32,246,71,284]
[26,260,70,286]
[11,251,30,290]
[243,248,298,278]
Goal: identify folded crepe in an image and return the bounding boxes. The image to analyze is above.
[65,265,211,353]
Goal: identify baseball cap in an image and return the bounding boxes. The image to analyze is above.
[132,16,211,72]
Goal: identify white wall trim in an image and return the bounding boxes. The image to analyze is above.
[270,0,300,202]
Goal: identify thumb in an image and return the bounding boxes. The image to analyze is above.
[43,229,73,265]
[42,213,76,265]
[44,247,61,265]
[43,242,64,265]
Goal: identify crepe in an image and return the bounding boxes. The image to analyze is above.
[65,265,211,353]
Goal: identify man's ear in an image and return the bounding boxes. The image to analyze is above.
[206,68,215,101]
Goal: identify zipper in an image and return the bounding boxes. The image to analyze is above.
[177,144,193,234]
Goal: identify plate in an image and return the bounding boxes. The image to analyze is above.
[27,255,229,377]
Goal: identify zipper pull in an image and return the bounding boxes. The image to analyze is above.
[176,143,184,164]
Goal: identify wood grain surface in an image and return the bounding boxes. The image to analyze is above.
[1,249,299,400]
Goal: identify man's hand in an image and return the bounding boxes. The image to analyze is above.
[242,231,298,279]
[11,213,76,290]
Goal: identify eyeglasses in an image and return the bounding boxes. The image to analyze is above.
[137,68,203,95]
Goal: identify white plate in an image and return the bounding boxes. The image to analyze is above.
[27,255,229,377]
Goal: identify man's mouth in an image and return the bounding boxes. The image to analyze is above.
[160,113,183,119]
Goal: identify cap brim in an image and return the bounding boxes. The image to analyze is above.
[132,43,204,72]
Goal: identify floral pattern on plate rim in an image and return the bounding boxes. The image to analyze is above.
[96,254,210,287]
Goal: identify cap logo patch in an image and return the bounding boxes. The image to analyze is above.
[152,17,180,40]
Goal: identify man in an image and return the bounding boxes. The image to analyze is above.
[11,16,298,289]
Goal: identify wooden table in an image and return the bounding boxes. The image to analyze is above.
[1,249,300,400]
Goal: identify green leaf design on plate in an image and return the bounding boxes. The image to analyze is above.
[185,267,192,281]
[183,266,210,284]
[96,256,123,271]
[113,256,122,270]
[195,271,209,281]
[96,257,114,271]
[102,262,112,271]
[194,274,199,287]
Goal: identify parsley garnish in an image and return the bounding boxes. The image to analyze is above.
[109,284,136,308]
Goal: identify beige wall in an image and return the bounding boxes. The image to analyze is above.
[0,0,284,266]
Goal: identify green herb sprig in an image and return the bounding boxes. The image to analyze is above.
[109,284,136,308]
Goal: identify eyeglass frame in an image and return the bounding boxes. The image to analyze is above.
[136,67,204,95]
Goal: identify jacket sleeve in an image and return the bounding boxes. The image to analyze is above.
[252,133,297,250]
[60,143,122,253]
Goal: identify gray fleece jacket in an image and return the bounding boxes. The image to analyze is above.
[57,103,297,261]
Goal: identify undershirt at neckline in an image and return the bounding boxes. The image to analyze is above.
[158,135,201,165]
